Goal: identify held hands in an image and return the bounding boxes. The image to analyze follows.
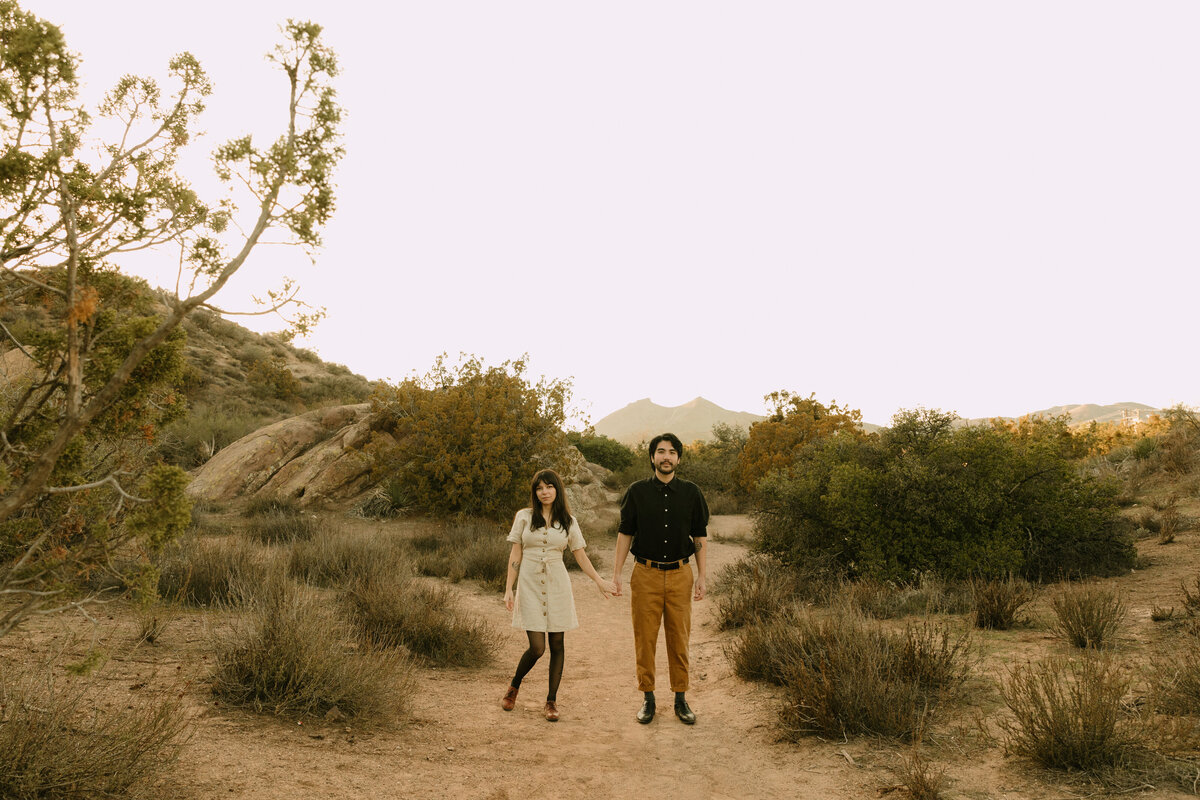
[504,587,514,612]
[594,577,618,598]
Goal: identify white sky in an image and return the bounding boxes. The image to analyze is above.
[23,1,1200,426]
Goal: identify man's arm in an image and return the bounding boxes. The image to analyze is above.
[612,533,633,597]
[692,535,706,601]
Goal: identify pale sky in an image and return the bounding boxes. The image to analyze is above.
[23,1,1200,426]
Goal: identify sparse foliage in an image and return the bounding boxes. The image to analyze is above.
[0,4,344,635]
[1050,584,1127,649]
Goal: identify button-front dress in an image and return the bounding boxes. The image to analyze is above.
[507,507,586,632]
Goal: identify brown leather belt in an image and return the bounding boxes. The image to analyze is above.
[634,556,689,571]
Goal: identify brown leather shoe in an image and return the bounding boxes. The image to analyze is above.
[544,701,559,722]
[501,685,518,711]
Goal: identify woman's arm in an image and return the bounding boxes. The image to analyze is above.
[572,548,617,597]
[504,542,522,611]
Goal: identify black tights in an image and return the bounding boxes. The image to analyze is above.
[511,631,565,701]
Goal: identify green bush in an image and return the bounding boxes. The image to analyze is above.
[211,573,414,718]
[753,409,1136,584]
[368,354,572,517]
[566,431,635,472]
[0,675,186,799]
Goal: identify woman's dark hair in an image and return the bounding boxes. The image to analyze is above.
[530,469,574,531]
[648,432,684,461]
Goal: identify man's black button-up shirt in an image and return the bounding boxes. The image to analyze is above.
[618,476,709,562]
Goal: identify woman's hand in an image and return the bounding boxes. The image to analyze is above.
[594,577,617,598]
[504,587,514,611]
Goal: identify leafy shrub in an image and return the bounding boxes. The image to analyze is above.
[680,423,751,511]
[566,431,635,471]
[343,569,500,667]
[1000,655,1142,772]
[158,402,274,469]
[0,673,186,799]
[211,573,414,718]
[842,575,972,620]
[368,354,572,517]
[753,409,1136,584]
[1050,584,1127,649]
[971,576,1035,630]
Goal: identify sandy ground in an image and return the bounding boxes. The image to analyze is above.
[4,513,1200,799]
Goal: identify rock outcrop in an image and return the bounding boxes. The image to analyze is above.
[186,403,620,527]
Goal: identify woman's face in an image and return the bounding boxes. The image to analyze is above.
[535,480,557,507]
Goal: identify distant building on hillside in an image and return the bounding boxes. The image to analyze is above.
[1121,408,1141,428]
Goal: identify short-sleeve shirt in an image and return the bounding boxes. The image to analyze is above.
[619,476,709,562]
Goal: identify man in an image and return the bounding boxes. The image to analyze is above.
[612,432,709,725]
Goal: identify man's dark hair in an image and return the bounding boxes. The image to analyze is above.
[648,432,684,461]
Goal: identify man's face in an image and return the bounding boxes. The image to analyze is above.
[652,441,679,476]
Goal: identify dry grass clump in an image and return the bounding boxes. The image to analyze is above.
[211,572,414,718]
[408,520,510,591]
[727,605,970,741]
[342,568,501,667]
[0,672,186,799]
[1149,638,1200,716]
[970,576,1036,630]
[712,554,804,631]
[156,536,266,607]
[1050,584,1127,649]
[842,576,972,620]
[243,506,319,545]
[1000,655,1152,776]
[288,527,405,588]
[894,750,946,800]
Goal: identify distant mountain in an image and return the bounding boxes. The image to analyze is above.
[594,397,764,447]
[964,402,1162,428]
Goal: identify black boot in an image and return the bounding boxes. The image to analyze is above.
[637,692,656,724]
[674,692,695,725]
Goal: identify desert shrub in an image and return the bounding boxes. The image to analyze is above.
[971,576,1036,630]
[243,507,319,545]
[367,354,573,517]
[727,606,969,740]
[895,751,946,800]
[566,431,635,472]
[0,673,186,799]
[1000,655,1143,772]
[155,536,266,607]
[680,423,752,512]
[343,569,500,667]
[295,347,321,363]
[753,409,1136,584]
[776,614,970,741]
[299,373,371,405]
[351,478,412,519]
[234,342,271,366]
[1050,584,1127,649]
[1182,576,1200,617]
[288,528,405,588]
[211,574,413,718]
[1150,639,1200,716]
[712,554,804,630]
[406,519,510,590]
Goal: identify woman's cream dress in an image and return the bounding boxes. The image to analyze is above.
[507,507,586,632]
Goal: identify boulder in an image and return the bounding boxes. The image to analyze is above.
[187,403,621,527]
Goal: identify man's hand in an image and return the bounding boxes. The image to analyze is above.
[612,575,623,597]
[693,577,706,602]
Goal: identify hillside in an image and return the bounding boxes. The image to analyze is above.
[963,401,1162,428]
[594,397,764,446]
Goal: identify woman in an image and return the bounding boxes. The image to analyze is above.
[501,468,615,721]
